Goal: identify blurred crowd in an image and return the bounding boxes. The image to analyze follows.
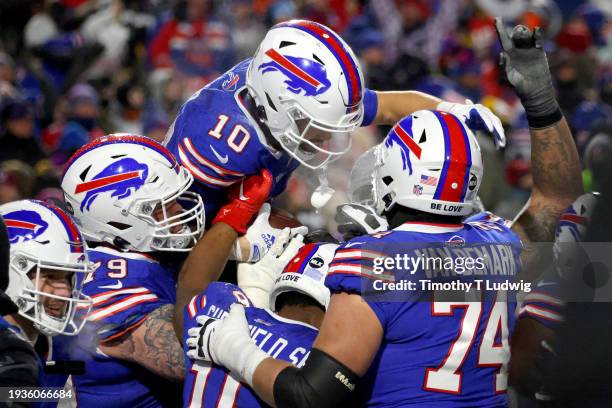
[0,0,610,230]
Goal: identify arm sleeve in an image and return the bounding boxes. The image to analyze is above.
[519,287,564,329]
[361,89,378,127]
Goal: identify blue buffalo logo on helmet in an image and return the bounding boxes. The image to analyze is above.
[259,49,331,97]
[385,119,422,176]
[3,210,50,244]
[74,158,149,211]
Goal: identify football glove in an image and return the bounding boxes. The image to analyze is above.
[213,170,273,234]
[187,304,267,385]
[233,203,308,262]
[238,228,305,307]
[437,99,506,149]
[495,18,559,125]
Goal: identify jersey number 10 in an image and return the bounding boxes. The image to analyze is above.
[208,114,251,153]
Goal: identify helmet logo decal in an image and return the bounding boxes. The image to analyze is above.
[4,210,49,244]
[74,158,149,211]
[385,121,422,175]
[259,49,331,96]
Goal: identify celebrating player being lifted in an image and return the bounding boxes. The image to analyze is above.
[163,19,505,218]
[186,19,583,407]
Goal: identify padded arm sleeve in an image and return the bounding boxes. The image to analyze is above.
[273,348,359,408]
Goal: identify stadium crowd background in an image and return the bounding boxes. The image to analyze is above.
[0,0,610,232]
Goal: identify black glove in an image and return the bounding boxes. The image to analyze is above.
[495,18,561,128]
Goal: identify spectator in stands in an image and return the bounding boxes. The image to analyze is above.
[149,0,234,92]
[56,83,103,159]
[0,100,44,166]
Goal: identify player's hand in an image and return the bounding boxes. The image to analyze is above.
[234,203,308,262]
[238,228,305,307]
[213,170,273,234]
[495,18,558,121]
[335,203,389,240]
[187,304,268,385]
[437,100,506,149]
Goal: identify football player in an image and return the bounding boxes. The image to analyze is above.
[163,19,505,219]
[510,192,598,404]
[60,135,205,407]
[0,200,92,389]
[185,19,583,407]
[183,231,338,407]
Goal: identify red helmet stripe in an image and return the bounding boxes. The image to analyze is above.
[394,123,422,159]
[74,171,143,194]
[265,49,321,87]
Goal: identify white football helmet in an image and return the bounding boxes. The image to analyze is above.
[269,242,338,311]
[61,134,205,252]
[372,110,483,217]
[246,20,365,169]
[0,200,92,336]
[553,192,598,279]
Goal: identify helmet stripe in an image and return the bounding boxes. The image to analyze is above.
[283,244,318,274]
[36,201,84,253]
[265,49,322,88]
[279,21,362,112]
[74,171,144,194]
[65,135,177,174]
[393,123,422,159]
[433,112,472,203]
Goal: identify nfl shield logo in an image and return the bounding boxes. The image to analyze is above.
[413,185,423,196]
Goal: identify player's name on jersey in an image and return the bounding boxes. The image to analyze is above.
[372,278,532,293]
[207,303,311,367]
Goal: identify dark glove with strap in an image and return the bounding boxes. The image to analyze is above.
[495,18,561,128]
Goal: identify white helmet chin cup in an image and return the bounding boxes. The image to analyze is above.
[1,200,93,336]
[61,134,205,253]
[269,243,338,311]
[246,20,365,169]
[373,110,483,217]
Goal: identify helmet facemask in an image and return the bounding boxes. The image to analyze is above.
[128,168,205,252]
[8,251,92,337]
[273,94,360,170]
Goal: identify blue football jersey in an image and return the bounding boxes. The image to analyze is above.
[66,246,180,407]
[325,212,523,407]
[183,282,318,408]
[164,58,379,216]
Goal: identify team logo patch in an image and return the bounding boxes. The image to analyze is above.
[74,158,149,211]
[413,184,423,196]
[259,49,331,97]
[308,256,324,269]
[3,210,49,244]
[445,235,465,248]
[222,71,239,91]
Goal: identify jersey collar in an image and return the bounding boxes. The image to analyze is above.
[394,221,464,234]
[263,308,319,331]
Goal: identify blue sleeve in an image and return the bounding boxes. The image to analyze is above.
[519,280,564,329]
[361,88,378,127]
[83,260,175,342]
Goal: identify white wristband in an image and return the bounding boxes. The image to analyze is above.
[436,101,455,112]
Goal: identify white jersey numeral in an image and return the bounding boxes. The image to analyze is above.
[208,115,230,139]
[424,297,509,394]
[207,114,251,153]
